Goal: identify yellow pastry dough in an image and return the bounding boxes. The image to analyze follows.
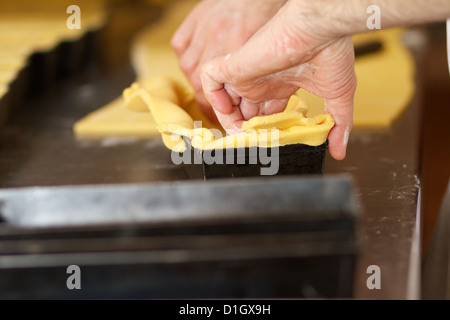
[0,85,7,99]
[73,97,160,138]
[73,1,201,140]
[0,70,19,85]
[122,76,334,151]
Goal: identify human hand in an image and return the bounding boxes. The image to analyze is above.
[200,0,357,160]
[171,0,287,122]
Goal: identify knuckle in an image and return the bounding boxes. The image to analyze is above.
[171,36,185,55]
[191,74,203,91]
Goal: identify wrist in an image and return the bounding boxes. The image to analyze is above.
[285,0,355,42]
[292,0,450,38]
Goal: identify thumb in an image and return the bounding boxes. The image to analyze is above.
[200,56,236,115]
[200,57,246,134]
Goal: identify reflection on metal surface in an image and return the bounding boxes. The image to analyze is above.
[0,175,358,228]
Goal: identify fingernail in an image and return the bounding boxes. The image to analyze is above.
[343,126,350,147]
[225,125,243,136]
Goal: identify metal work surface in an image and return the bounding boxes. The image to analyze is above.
[325,94,423,298]
[0,65,187,188]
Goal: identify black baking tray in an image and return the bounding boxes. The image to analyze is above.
[182,137,328,180]
[0,27,105,127]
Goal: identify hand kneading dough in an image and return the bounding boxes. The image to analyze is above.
[74,0,416,142]
[75,0,334,148]
[123,76,334,151]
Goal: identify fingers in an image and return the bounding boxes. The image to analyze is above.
[172,0,294,130]
[327,122,351,161]
[189,28,236,123]
[200,17,300,132]
[201,62,247,133]
[239,98,260,120]
[171,3,221,125]
[178,30,206,77]
[216,6,310,83]
[214,107,246,135]
[194,86,219,123]
[240,98,290,120]
[172,2,210,81]
[171,3,201,57]
[201,63,233,115]
[323,40,356,161]
[324,90,355,160]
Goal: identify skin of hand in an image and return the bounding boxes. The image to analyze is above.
[200,0,357,160]
[171,0,287,122]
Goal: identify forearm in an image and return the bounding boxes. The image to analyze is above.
[298,0,450,38]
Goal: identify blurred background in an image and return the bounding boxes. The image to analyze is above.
[418,22,449,259]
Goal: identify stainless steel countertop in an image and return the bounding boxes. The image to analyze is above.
[325,101,422,299]
[327,32,425,299]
